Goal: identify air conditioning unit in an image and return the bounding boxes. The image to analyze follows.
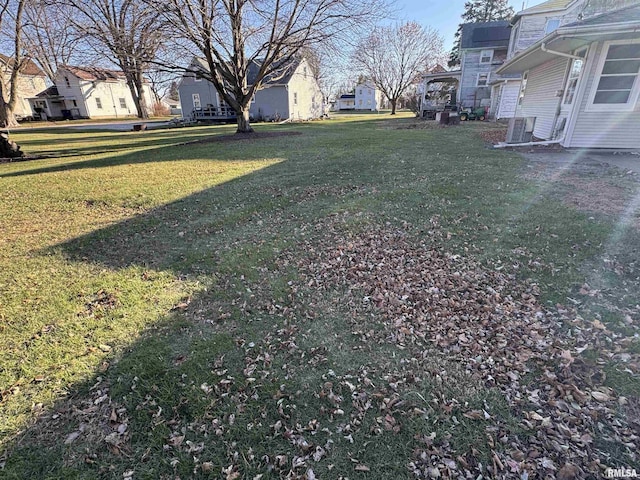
[506,117,536,143]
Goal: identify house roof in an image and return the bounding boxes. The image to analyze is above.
[63,65,127,82]
[497,4,640,75]
[35,86,59,97]
[514,0,576,19]
[192,57,302,86]
[562,2,640,27]
[461,21,511,49]
[0,54,45,77]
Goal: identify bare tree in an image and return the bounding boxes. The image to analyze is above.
[354,22,444,115]
[64,0,166,119]
[22,0,83,83]
[0,0,27,127]
[148,0,389,133]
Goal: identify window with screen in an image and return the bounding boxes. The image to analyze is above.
[589,42,640,110]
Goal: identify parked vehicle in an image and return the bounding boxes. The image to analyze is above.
[459,107,486,121]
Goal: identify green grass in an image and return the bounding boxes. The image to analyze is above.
[0,115,638,478]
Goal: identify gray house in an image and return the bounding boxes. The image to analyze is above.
[179,57,322,122]
[421,21,512,117]
[497,0,640,148]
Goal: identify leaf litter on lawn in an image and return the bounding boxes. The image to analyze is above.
[280,214,639,478]
[14,213,637,479]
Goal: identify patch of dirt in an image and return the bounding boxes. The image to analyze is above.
[182,130,302,146]
[477,127,507,145]
[520,160,640,228]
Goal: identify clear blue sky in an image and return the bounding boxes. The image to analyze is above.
[394,0,545,50]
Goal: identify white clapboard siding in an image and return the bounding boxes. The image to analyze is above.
[568,41,640,149]
[517,56,569,139]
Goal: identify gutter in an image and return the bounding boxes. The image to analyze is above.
[540,42,583,60]
[497,22,640,75]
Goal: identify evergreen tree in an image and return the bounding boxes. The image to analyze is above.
[448,0,515,67]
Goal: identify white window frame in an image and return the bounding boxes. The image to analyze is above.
[518,71,528,106]
[586,40,640,112]
[544,18,561,35]
[562,48,587,106]
[192,93,201,109]
[95,97,103,109]
[194,74,202,82]
[476,72,490,87]
[119,98,127,109]
[293,92,298,105]
[480,49,493,64]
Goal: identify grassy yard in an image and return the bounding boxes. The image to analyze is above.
[0,115,638,479]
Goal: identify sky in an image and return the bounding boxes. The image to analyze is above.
[394,0,546,51]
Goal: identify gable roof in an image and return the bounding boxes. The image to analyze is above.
[63,65,127,82]
[191,57,302,86]
[562,2,640,27]
[516,0,576,16]
[0,54,45,77]
[461,21,511,49]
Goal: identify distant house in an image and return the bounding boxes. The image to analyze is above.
[354,82,383,111]
[29,66,154,120]
[497,0,640,147]
[420,21,513,118]
[336,94,356,110]
[0,54,47,120]
[179,57,322,122]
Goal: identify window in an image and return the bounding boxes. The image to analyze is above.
[480,50,493,64]
[518,71,528,106]
[95,97,103,109]
[359,89,362,94]
[563,50,586,105]
[192,93,201,109]
[293,92,298,105]
[194,74,202,82]
[544,19,561,35]
[64,76,70,88]
[72,100,77,107]
[303,67,307,77]
[588,41,640,110]
[119,98,127,109]
[359,99,363,106]
[509,22,520,56]
[476,73,490,87]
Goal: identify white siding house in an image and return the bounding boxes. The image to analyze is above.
[29,66,153,120]
[497,1,640,148]
[179,57,322,122]
[0,55,47,119]
[354,82,383,111]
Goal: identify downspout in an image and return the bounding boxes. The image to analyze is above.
[497,43,580,148]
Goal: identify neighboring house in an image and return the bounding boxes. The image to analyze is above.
[354,82,383,111]
[29,66,153,120]
[160,96,182,116]
[497,0,640,147]
[459,21,512,112]
[179,57,322,122]
[336,94,356,110]
[0,54,47,120]
[420,65,460,117]
[420,21,512,117]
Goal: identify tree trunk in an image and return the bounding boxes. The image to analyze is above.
[390,99,397,115]
[135,73,149,119]
[236,106,253,133]
[127,75,149,120]
[0,102,19,128]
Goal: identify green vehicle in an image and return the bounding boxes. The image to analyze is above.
[459,107,486,121]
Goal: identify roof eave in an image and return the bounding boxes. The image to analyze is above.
[497,22,640,74]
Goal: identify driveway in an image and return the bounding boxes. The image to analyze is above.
[14,119,174,132]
